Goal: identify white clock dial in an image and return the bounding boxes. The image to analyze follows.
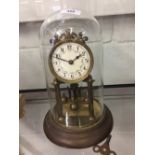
[49,42,93,83]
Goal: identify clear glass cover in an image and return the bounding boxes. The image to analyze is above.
[40,9,104,129]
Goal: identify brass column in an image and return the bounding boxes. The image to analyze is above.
[86,76,95,120]
[53,79,63,121]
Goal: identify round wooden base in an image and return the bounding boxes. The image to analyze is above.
[43,105,113,148]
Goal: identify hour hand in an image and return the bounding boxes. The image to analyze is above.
[73,54,82,62]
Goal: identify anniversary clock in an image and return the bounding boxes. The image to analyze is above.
[40,9,114,151]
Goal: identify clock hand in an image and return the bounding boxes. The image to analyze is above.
[52,56,69,63]
[53,56,75,65]
[72,54,82,62]
[53,55,75,65]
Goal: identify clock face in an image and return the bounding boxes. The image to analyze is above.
[49,42,94,83]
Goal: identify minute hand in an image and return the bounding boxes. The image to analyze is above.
[52,56,69,63]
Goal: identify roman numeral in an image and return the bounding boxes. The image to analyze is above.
[82,51,86,56]
[67,44,72,50]
[56,54,60,58]
[85,59,89,63]
[84,66,87,70]
[78,71,81,76]
[71,74,74,79]
[61,48,64,52]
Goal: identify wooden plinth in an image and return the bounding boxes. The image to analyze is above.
[43,105,113,148]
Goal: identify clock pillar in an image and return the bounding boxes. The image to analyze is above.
[53,79,63,121]
[86,76,95,120]
[70,83,79,110]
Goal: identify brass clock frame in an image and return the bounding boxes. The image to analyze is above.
[48,32,94,84]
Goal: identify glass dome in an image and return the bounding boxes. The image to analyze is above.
[40,9,113,148]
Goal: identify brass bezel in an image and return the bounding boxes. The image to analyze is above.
[48,39,94,83]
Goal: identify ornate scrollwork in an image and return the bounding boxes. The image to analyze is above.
[49,29,88,45]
